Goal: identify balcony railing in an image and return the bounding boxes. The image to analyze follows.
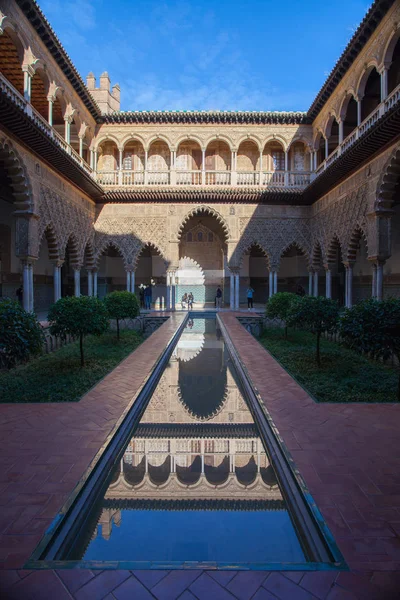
[314,82,400,178]
[96,169,311,188]
[0,73,93,176]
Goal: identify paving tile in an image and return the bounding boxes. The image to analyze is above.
[56,568,97,594]
[0,569,20,590]
[252,589,279,600]
[152,570,201,600]
[226,571,268,599]
[282,571,305,584]
[113,575,154,599]
[4,570,73,600]
[178,592,197,600]
[189,572,236,600]
[263,572,317,600]
[133,569,170,589]
[299,572,337,599]
[74,570,131,600]
[325,587,359,600]
[208,570,238,586]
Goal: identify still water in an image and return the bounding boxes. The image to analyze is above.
[73,317,305,565]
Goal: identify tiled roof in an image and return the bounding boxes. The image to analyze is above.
[103,110,310,124]
[307,0,395,121]
[16,0,101,120]
[103,498,286,511]
[135,423,258,438]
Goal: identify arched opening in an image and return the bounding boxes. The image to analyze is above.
[263,140,285,185]
[51,93,66,138]
[205,455,229,485]
[361,68,381,121]
[315,133,326,167]
[0,31,24,95]
[96,243,125,298]
[176,139,202,185]
[147,140,170,184]
[96,140,119,185]
[34,227,59,318]
[327,119,339,155]
[388,36,400,95]
[237,140,260,185]
[69,116,81,155]
[122,139,145,184]
[240,245,270,306]
[381,179,400,298]
[30,69,50,119]
[341,95,358,139]
[288,141,309,171]
[236,455,257,486]
[60,237,80,298]
[327,237,345,306]
[347,229,371,304]
[176,455,201,485]
[279,244,309,294]
[205,140,231,185]
[135,244,166,310]
[178,213,227,307]
[0,164,19,301]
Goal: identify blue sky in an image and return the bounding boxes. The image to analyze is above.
[39,0,370,112]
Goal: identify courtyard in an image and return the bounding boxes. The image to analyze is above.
[1,0,400,597]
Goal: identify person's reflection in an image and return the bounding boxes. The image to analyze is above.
[216,326,221,340]
[187,318,194,329]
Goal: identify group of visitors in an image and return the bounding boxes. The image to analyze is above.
[181,292,194,309]
[139,285,152,310]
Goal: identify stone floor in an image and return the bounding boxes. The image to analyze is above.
[1,312,400,598]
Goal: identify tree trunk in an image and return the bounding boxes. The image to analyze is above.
[117,318,120,340]
[316,332,321,367]
[80,333,84,367]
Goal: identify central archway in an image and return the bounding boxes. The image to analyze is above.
[177,208,229,307]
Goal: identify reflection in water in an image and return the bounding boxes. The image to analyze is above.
[73,318,305,564]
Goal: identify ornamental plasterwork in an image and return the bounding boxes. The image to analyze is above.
[37,185,94,265]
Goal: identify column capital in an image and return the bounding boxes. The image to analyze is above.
[52,259,64,269]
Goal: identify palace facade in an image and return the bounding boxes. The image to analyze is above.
[1,0,400,312]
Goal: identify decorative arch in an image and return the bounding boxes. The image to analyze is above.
[94,134,121,152]
[262,134,288,151]
[0,138,33,212]
[133,241,168,268]
[177,382,229,422]
[382,25,400,68]
[62,234,81,267]
[326,235,344,264]
[347,226,368,262]
[204,134,234,151]
[237,135,262,152]
[311,241,324,270]
[237,242,271,269]
[146,135,172,151]
[177,205,230,242]
[38,224,61,262]
[94,239,127,268]
[287,136,312,152]
[324,113,339,139]
[376,143,400,210]
[356,61,380,99]
[83,241,95,270]
[120,133,146,151]
[312,129,326,151]
[280,240,310,262]
[0,16,28,61]
[175,135,204,151]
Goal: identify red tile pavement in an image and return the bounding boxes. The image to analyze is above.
[0,312,400,598]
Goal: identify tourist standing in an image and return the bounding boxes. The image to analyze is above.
[144,285,152,310]
[246,285,254,310]
[181,292,188,309]
[216,286,222,309]
[188,291,194,309]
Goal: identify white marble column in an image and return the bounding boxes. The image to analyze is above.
[325,268,332,299]
[93,271,98,297]
[273,271,278,294]
[235,274,240,309]
[131,271,135,294]
[308,271,313,296]
[371,263,377,298]
[269,271,273,298]
[28,263,34,313]
[357,97,362,126]
[53,264,61,302]
[87,270,93,297]
[345,264,353,308]
[48,98,53,126]
[126,271,131,292]
[22,262,30,312]
[376,261,384,301]
[166,273,171,310]
[74,268,81,297]
[202,148,206,185]
[79,136,84,158]
[338,120,344,145]
[23,68,32,102]
[64,118,71,144]
[230,273,235,309]
[171,272,176,311]
[380,68,388,101]
[313,271,319,297]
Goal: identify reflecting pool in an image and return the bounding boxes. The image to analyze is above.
[71,317,305,565]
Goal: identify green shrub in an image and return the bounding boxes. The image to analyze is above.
[48,296,109,367]
[103,290,140,339]
[287,296,339,366]
[266,292,299,338]
[0,298,44,369]
[340,298,400,399]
